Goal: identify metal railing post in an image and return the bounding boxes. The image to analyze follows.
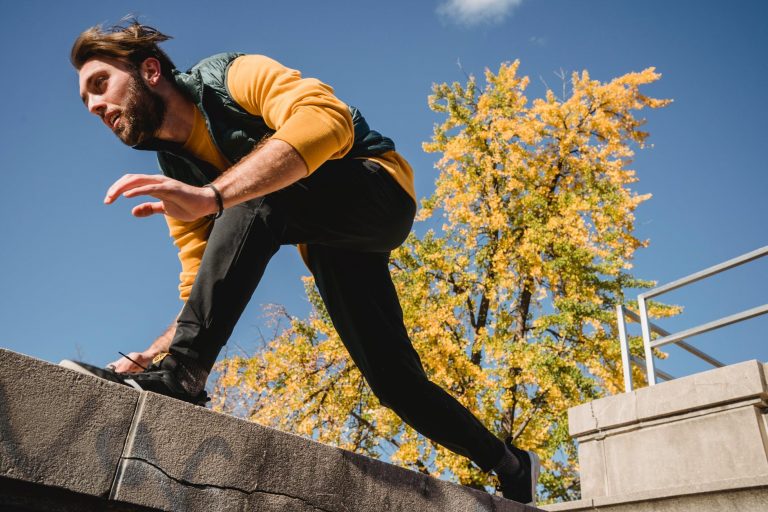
[637,294,657,386]
[617,305,633,392]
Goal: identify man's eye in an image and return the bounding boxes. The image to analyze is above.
[96,76,107,89]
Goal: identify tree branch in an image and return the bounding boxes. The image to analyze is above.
[511,389,549,441]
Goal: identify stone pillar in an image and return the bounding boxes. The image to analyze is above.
[543,360,768,512]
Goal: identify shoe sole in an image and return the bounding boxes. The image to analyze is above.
[59,360,145,391]
[59,359,122,382]
[59,359,97,375]
[527,450,541,506]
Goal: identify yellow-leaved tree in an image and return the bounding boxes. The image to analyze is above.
[212,61,677,503]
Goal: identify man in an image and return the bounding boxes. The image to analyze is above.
[62,20,540,504]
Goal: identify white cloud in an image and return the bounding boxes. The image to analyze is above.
[437,0,525,26]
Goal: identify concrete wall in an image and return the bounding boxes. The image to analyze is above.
[542,360,768,512]
[0,348,540,512]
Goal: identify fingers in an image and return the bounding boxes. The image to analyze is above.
[109,355,142,373]
[104,173,208,221]
[132,201,166,217]
[108,357,128,372]
[110,351,153,373]
[104,174,169,204]
[122,184,168,199]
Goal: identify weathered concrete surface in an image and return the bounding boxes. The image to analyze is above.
[113,392,527,511]
[0,349,540,511]
[548,360,768,511]
[0,348,139,498]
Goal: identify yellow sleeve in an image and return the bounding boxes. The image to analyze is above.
[165,215,214,302]
[226,54,354,173]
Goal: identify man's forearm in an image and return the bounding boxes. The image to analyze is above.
[146,323,176,356]
[214,138,308,210]
[109,322,177,373]
[104,139,309,221]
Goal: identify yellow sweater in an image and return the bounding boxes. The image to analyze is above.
[166,54,415,301]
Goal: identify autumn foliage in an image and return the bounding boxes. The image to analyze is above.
[212,61,675,502]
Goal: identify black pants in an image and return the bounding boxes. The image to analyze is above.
[170,157,506,471]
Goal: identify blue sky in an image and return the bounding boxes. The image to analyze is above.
[1,0,766,388]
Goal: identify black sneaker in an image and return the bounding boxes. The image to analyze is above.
[58,355,209,407]
[59,359,125,384]
[123,352,209,406]
[497,438,541,506]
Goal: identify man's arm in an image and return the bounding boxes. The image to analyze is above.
[109,323,176,373]
[215,138,307,208]
[105,54,353,220]
[103,138,306,219]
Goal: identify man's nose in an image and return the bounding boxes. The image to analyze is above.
[87,95,106,117]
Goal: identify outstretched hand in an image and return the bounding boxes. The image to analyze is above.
[104,174,218,221]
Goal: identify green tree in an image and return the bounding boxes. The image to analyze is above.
[212,61,676,503]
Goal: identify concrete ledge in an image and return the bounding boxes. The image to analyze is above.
[0,349,139,498]
[0,349,540,511]
[569,360,768,437]
[540,498,593,511]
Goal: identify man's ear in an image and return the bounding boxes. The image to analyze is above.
[140,57,163,87]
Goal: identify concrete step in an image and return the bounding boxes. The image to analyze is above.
[540,477,768,512]
[0,348,542,511]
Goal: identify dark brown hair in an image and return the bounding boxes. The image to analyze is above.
[70,19,176,81]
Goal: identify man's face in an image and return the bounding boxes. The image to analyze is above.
[78,57,165,146]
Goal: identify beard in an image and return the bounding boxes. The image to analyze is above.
[114,70,167,146]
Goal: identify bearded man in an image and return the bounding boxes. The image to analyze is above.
[61,20,540,504]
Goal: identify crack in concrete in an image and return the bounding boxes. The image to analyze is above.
[587,400,610,498]
[109,393,146,499]
[588,400,599,433]
[121,456,335,512]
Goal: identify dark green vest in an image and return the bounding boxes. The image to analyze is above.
[134,52,396,186]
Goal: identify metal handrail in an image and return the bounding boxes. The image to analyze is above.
[617,305,724,391]
[618,245,767,391]
[630,355,675,382]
